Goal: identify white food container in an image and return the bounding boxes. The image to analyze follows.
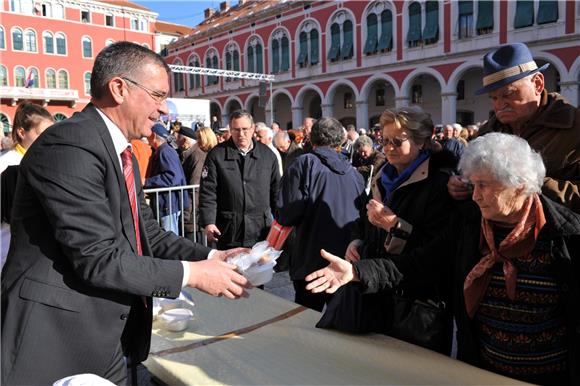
[159,308,194,332]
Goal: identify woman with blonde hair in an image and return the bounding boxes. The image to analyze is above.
[181,126,217,241]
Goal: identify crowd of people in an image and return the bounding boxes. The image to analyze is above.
[0,41,578,386]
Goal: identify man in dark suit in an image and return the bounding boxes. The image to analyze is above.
[1,42,249,385]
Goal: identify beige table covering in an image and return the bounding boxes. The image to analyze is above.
[145,288,527,385]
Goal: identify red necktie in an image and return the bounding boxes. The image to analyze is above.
[121,147,143,256]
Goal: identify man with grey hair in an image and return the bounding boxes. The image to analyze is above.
[200,110,280,250]
[448,42,580,213]
[255,122,283,176]
[276,117,365,311]
[274,130,304,173]
[1,42,249,385]
[301,116,315,152]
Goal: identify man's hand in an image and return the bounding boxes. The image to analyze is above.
[366,199,397,231]
[447,175,473,201]
[187,259,249,299]
[305,249,356,294]
[212,247,250,261]
[345,239,363,262]
[205,224,221,242]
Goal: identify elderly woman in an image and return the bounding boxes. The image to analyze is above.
[351,135,386,182]
[311,106,457,352]
[307,132,579,385]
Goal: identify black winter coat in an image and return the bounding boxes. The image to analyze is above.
[199,138,280,249]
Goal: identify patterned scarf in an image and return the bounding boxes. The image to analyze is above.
[14,143,26,156]
[463,194,546,318]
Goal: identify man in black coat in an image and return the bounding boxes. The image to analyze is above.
[199,110,280,249]
[276,117,366,311]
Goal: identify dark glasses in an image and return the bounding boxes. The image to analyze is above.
[380,136,409,147]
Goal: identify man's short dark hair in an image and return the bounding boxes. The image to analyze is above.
[229,110,254,125]
[90,41,170,100]
[346,124,356,132]
[310,117,345,147]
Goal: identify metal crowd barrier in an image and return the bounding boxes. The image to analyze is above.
[143,184,207,246]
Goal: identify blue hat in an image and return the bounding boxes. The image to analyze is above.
[475,43,549,95]
[151,123,169,139]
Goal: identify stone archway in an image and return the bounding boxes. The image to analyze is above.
[455,67,488,125]
[303,91,322,120]
[272,93,293,130]
[329,83,357,125]
[246,96,266,123]
[406,74,443,124]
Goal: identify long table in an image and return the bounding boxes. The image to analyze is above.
[145,288,526,385]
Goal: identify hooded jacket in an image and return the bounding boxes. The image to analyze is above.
[276,147,366,280]
[478,91,580,213]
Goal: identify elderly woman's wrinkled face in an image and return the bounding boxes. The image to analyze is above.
[470,171,525,223]
[382,122,421,174]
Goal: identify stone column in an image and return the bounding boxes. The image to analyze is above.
[395,96,410,108]
[559,80,579,108]
[291,106,303,129]
[356,101,369,129]
[441,92,458,125]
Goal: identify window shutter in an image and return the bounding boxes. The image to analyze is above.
[341,20,353,59]
[423,1,439,42]
[281,36,290,71]
[514,0,534,28]
[378,10,393,51]
[272,39,280,74]
[297,31,308,65]
[256,44,263,74]
[537,0,558,24]
[327,23,341,61]
[310,29,319,64]
[476,0,494,30]
[407,2,422,45]
[247,46,254,73]
[364,14,378,55]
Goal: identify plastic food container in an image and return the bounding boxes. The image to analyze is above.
[160,308,194,332]
[244,261,276,286]
[159,298,183,313]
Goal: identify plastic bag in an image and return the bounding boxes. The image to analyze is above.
[227,241,282,286]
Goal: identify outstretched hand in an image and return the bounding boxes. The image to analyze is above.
[305,249,356,294]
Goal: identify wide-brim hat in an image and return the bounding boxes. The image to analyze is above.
[475,43,549,95]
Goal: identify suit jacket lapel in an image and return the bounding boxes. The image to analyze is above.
[87,104,140,254]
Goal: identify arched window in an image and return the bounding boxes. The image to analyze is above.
[224,43,240,82]
[365,3,393,55]
[53,3,64,18]
[24,29,36,52]
[14,66,26,87]
[82,36,92,58]
[84,72,91,95]
[270,29,289,74]
[28,67,39,88]
[172,60,184,92]
[43,31,54,53]
[247,36,263,74]
[0,65,8,86]
[55,32,66,55]
[0,26,5,50]
[407,2,422,47]
[204,50,219,86]
[46,68,56,88]
[12,27,23,51]
[53,113,67,121]
[188,56,201,90]
[0,113,10,135]
[58,69,68,88]
[327,12,354,62]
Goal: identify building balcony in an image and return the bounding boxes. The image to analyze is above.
[0,87,79,107]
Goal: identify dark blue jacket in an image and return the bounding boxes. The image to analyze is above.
[145,142,188,216]
[276,147,366,280]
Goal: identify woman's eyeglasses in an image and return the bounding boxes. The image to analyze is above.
[380,136,409,147]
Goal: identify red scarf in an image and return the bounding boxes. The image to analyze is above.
[463,194,546,318]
